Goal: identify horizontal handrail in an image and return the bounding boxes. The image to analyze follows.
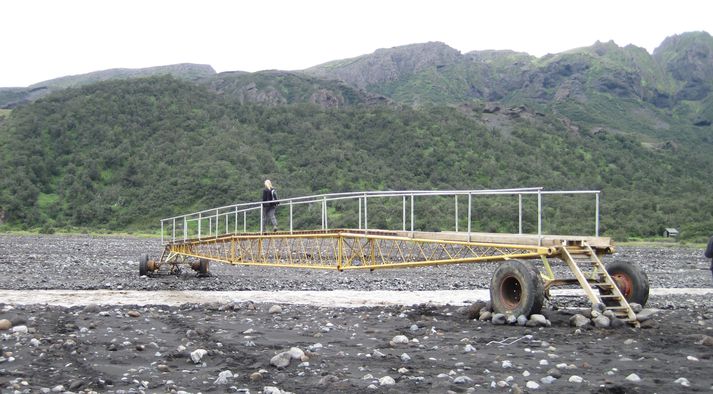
[160,187,545,221]
[160,187,602,244]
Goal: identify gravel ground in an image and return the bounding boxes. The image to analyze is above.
[0,234,712,393]
[0,234,711,291]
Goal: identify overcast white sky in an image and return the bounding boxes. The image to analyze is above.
[2,0,711,87]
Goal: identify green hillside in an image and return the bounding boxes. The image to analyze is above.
[1,76,711,239]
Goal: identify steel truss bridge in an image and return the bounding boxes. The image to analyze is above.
[147,188,647,323]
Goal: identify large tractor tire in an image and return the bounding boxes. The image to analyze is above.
[600,261,649,306]
[490,260,545,316]
[139,254,149,276]
[191,258,210,275]
[199,259,209,274]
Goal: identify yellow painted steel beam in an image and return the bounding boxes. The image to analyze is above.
[163,231,557,271]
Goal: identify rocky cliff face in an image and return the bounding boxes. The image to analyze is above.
[204,70,385,108]
[654,31,713,101]
[305,42,462,89]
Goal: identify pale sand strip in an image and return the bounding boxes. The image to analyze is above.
[2,288,712,308]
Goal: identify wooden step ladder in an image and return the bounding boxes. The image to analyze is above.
[560,242,637,323]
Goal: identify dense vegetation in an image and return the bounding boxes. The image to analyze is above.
[1,75,712,240]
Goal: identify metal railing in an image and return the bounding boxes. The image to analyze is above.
[160,187,601,244]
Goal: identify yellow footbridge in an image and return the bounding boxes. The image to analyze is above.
[146,188,648,323]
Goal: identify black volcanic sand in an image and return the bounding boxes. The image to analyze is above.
[0,234,712,393]
[1,300,712,393]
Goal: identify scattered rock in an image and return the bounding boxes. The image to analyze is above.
[625,373,641,382]
[11,325,28,335]
[592,303,606,314]
[379,376,395,386]
[190,349,208,364]
[636,309,658,322]
[127,310,141,318]
[526,381,540,389]
[695,335,713,346]
[569,314,591,328]
[288,347,305,360]
[0,319,12,330]
[390,335,409,346]
[517,315,528,326]
[479,311,493,321]
[629,303,643,313]
[592,315,611,328]
[214,370,233,384]
[568,375,583,383]
[465,301,486,319]
[269,305,282,314]
[609,316,625,329]
[270,352,292,369]
[674,377,690,387]
[491,313,507,325]
[526,314,548,327]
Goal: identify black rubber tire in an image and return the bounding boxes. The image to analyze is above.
[139,254,149,276]
[490,260,544,316]
[600,261,649,306]
[198,259,209,274]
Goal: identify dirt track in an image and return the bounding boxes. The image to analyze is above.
[1,234,712,393]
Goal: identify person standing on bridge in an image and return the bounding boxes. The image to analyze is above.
[705,235,713,282]
[262,179,279,232]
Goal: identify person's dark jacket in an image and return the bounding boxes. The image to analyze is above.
[262,188,278,208]
[706,236,713,262]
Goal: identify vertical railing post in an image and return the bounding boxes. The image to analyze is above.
[259,205,263,234]
[198,212,202,240]
[172,218,176,243]
[215,209,219,237]
[594,192,599,237]
[243,210,247,233]
[402,195,406,232]
[467,192,472,239]
[183,216,187,241]
[289,200,293,234]
[537,190,542,243]
[234,207,238,234]
[410,193,414,235]
[323,196,328,230]
[161,220,164,244]
[518,194,523,235]
[364,194,368,231]
[358,196,362,230]
[454,195,458,232]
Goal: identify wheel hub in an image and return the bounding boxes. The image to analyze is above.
[500,276,522,309]
[611,273,633,298]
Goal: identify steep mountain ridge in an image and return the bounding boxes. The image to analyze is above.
[0,63,216,108]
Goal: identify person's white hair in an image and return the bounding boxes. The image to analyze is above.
[264,179,272,189]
